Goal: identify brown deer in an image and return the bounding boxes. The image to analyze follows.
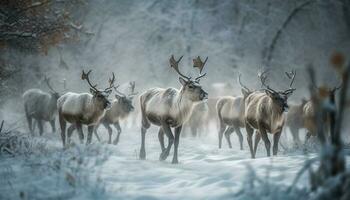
[94,82,137,144]
[139,55,208,164]
[184,101,209,137]
[23,77,61,136]
[284,98,308,146]
[57,70,115,147]
[303,85,341,143]
[245,70,296,158]
[216,74,252,150]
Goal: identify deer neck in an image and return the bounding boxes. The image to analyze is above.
[88,97,105,117]
[175,89,196,124]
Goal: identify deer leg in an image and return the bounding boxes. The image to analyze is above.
[113,121,121,145]
[139,126,147,160]
[172,126,182,164]
[50,119,56,133]
[58,113,66,148]
[290,127,301,147]
[24,106,33,134]
[93,124,101,142]
[259,128,271,157]
[159,122,174,161]
[158,128,165,152]
[37,120,44,136]
[67,124,76,144]
[224,126,234,148]
[273,131,282,156]
[218,122,227,149]
[246,125,255,158]
[76,124,84,144]
[253,131,261,156]
[102,122,113,144]
[86,125,94,145]
[190,125,197,137]
[305,131,312,145]
[235,127,244,150]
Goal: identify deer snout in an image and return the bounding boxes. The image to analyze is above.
[105,100,112,110]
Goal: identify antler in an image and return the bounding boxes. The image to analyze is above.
[113,85,126,97]
[104,72,115,91]
[169,55,191,80]
[129,81,138,95]
[81,70,99,91]
[258,69,277,93]
[44,76,58,93]
[238,73,250,92]
[283,70,296,95]
[193,56,208,74]
[194,56,208,82]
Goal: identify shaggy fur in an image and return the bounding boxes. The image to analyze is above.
[23,89,59,136]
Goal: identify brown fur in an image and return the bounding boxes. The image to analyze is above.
[285,99,307,145]
[216,96,245,150]
[139,78,208,164]
[244,91,287,158]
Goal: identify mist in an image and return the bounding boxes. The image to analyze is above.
[1,0,350,199]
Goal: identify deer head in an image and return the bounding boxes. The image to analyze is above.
[113,85,135,112]
[259,69,296,112]
[170,55,208,101]
[82,70,115,109]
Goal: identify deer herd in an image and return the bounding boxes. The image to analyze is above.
[21,55,341,164]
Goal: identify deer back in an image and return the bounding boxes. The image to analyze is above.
[57,92,107,125]
[217,96,245,127]
[245,91,285,134]
[140,87,195,127]
[23,89,57,120]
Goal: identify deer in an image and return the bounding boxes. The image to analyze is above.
[94,82,138,144]
[303,84,341,143]
[23,77,61,136]
[244,70,296,158]
[57,70,115,147]
[284,98,308,146]
[216,74,252,150]
[139,55,208,164]
[184,101,209,137]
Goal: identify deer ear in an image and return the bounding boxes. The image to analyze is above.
[265,90,274,98]
[90,88,96,95]
[179,77,187,86]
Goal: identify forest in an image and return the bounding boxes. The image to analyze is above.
[0,0,350,199]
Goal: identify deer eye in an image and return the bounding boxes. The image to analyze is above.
[188,85,194,89]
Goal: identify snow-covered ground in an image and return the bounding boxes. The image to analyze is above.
[0,124,349,200]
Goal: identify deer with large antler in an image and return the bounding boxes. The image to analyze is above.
[216,74,252,150]
[94,82,138,144]
[139,55,208,164]
[57,70,115,147]
[244,70,296,158]
[23,76,62,136]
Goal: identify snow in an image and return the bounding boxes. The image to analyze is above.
[0,124,349,200]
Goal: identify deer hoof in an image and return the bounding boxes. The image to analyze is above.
[159,151,169,161]
[171,158,178,164]
[139,150,146,160]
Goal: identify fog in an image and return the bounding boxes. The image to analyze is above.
[0,1,350,199]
